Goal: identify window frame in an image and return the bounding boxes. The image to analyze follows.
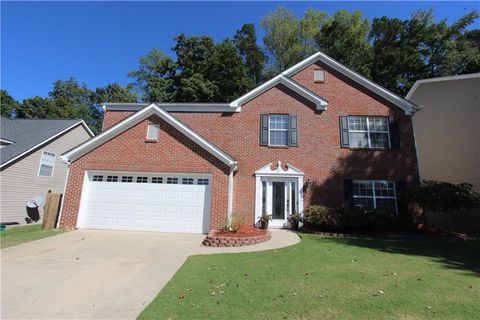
[37,151,56,177]
[352,180,398,214]
[268,114,289,147]
[347,116,391,149]
[146,124,160,141]
[314,69,325,83]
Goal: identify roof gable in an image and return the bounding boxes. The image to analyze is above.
[281,51,419,115]
[61,104,237,167]
[0,117,93,168]
[230,75,328,110]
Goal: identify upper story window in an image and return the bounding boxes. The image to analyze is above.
[352,180,397,213]
[269,115,289,146]
[314,69,325,83]
[38,151,56,177]
[340,116,399,149]
[146,124,160,141]
[260,114,298,147]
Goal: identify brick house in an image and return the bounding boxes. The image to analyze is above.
[59,52,420,233]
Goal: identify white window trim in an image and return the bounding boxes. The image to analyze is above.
[268,115,289,147]
[348,116,391,149]
[146,124,160,141]
[352,180,398,214]
[37,150,56,178]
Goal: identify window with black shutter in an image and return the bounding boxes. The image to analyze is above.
[260,114,298,147]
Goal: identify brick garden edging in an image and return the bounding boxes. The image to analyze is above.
[202,230,272,247]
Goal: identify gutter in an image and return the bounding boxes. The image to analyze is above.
[227,162,238,223]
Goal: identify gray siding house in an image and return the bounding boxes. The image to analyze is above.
[0,117,93,224]
[407,73,480,191]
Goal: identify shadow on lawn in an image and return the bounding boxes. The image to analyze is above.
[317,236,480,276]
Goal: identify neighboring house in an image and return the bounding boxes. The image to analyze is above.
[59,51,420,234]
[407,73,480,191]
[0,117,94,224]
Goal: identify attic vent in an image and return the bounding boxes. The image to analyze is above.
[314,69,325,83]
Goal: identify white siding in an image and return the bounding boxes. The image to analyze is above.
[0,125,91,224]
[411,77,480,191]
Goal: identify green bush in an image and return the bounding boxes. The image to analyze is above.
[302,206,414,233]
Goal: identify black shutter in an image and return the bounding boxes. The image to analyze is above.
[395,181,407,216]
[260,114,269,146]
[343,180,354,209]
[289,114,298,147]
[339,116,349,148]
[389,117,400,149]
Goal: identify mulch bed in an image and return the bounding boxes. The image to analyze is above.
[203,225,271,247]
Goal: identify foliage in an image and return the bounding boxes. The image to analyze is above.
[219,212,246,233]
[258,214,272,223]
[407,180,480,212]
[287,212,302,223]
[0,90,19,118]
[316,10,373,76]
[90,83,138,104]
[302,205,414,233]
[234,24,266,85]
[369,10,480,95]
[128,49,176,103]
[262,7,326,72]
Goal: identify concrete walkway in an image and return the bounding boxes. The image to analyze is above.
[1,229,299,319]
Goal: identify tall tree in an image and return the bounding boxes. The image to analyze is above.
[128,49,176,102]
[316,10,373,76]
[370,10,479,95]
[0,90,19,118]
[234,24,266,85]
[262,7,328,73]
[91,83,138,104]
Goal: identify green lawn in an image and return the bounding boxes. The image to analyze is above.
[140,233,480,320]
[0,224,67,249]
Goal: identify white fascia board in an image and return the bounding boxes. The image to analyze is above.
[1,120,89,169]
[62,103,237,167]
[104,103,240,113]
[283,52,418,115]
[230,75,328,110]
[0,138,14,144]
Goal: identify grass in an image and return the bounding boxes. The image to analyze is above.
[139,233,480,320]
[0,224,67,249]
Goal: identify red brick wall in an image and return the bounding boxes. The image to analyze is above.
[70,60,419,227]
[60,115,230,229]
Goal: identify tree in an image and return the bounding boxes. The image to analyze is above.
[262,7,331,73]
[128,49,176,102]
[234,24,266,85]
[16,97,55,119]
[316,10,373,76]
[0,90,19,118]
[91,83,138,104]
[370,10,479,95]
[209,39,252,101]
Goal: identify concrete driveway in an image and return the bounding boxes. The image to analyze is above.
[1,230,205,319]
[1,229,299,319]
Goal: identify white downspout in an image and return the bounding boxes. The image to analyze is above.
[227,163,237,223]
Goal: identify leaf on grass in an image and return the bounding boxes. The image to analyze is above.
[425,306,432,310]
[373,290,384,296]
[179,295,185,299]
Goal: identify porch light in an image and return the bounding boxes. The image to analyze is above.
[304,179,312,189]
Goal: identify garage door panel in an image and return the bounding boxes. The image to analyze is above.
[78,172,211,233]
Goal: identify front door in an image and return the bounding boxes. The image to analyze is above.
[267,179,298,228]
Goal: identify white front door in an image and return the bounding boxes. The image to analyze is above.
[264,179,298,228]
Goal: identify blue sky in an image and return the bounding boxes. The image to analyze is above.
[1,1,479,101]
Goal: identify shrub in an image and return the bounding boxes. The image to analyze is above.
[302,205,414,233]
[229,212,245,232]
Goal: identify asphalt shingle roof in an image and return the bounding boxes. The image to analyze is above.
[0,117,83,166]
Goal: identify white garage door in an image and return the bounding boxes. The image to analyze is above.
[77,172,211,233]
